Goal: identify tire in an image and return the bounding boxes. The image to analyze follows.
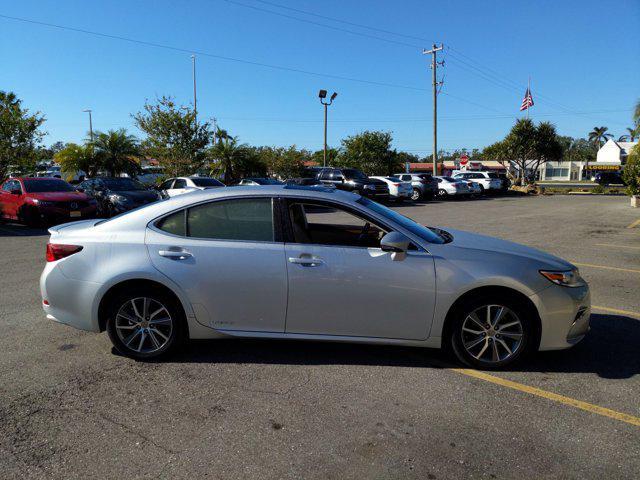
[411,188,421,201]
[437,189,448,198]
[19,205,42,228]
[106,287,186,360]
[448,294,535,369]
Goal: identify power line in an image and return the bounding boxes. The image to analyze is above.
[221,0,422,49]
[0,13,427,92]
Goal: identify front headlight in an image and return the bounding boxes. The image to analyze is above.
[32,199,55,207]
[540,269,586,288]
[364,184,376,190]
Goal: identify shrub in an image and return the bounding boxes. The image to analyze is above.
[592,185,605,194]
[623,144,640,197]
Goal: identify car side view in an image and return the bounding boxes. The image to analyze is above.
[40,185,590,369]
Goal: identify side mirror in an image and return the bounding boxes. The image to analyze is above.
[10,189,22,195]
[380,231,411,261]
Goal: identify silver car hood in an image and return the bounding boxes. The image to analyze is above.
[441,228,574,270]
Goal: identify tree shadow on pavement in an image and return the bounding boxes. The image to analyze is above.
[169,314,639,379]
[0,222,49,237]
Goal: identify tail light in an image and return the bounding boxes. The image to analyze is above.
[46,243,83,262]
[392,183,400,187]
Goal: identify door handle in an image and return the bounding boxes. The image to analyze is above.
[159,249,192,260]
[288,256,324,267]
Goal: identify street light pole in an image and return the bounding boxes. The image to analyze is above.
[191,55,197,123]
[82,109,93,143]
[318,90,338,168]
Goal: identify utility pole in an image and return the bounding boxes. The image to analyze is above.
[191,55,197,123]
[423,44,443,176]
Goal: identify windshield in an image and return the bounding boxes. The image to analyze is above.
[440,176,455,182]
[356,197,446,244]
[23,179,74,193]
[487,173,500,179]
[102,178,146,191]
[386,177,401,181]
[342,169,368,181]
[191,178,224,187]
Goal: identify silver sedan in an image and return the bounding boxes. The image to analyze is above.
[40,185,590,369]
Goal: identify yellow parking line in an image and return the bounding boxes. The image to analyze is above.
[450,368,640,427]
[594,243,640,250]
[572,262,640,274]
[592,305,640,319]
[627,219,640,229]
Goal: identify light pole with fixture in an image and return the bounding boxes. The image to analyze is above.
[318,90,337,167]
[82,109,93,143]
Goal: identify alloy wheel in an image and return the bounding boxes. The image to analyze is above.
[411,189,421,201]
[115,297,173,354]
[460,304,524,364]
[437,189,447,197]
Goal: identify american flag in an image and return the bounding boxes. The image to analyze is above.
[520,87,534,111]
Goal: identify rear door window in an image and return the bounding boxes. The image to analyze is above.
[187,198,274,242]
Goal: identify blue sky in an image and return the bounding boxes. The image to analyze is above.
[1,0,639,156]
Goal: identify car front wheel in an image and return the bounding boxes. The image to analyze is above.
[411,188,421,201]
[106,288,186,359]
[449,295,534,369]
[437,189,448,198]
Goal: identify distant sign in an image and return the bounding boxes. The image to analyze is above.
[405,162,410,173]
[460,154,469,165]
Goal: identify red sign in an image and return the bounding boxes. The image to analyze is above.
[460,154,469,165]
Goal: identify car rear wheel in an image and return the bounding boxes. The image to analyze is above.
[106,288,186,359]
[437,189,448,198]
[449,295,533,369]
[411,188,421,201]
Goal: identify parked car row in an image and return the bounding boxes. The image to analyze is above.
[1,168,511,228]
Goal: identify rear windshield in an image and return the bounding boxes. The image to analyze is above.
[416,174,433,180]
[487,173,500,179]
[191,178,224,187]
[23,179,74,193]
[342,169,369,181]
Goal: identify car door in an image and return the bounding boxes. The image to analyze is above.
[146,196,288,333]
[283,199,436,340]
[168,178,188,196]
[159,179,176,197]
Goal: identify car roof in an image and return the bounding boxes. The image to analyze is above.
[94,185,358,231]
[12,177,66,181]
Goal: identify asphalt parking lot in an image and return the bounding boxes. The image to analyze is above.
[0,194,638,479]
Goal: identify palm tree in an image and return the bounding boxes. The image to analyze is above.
[92,129,140,177]
[208,133,248,182]
[618,127,638,142]
[588,126,614,148]
[634,99,640,126]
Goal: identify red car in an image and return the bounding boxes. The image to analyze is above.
[0,177,97,227]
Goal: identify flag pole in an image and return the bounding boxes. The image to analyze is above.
[527,76,530,119]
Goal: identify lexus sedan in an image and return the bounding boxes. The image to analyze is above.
[40,185,590,368]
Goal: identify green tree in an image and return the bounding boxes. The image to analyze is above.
[92,129,140,177]
[133,96,211,176]
[622,144,640,198]
[0,91,46,179]
[336,130,400,175]
[310,147,339,167]
[618,127,638,142]
[557,136,596,163]
[634,99,640,126]
[207,133,249,182]
[54,143,95,179]
[482,119,562,185]
[257,145,309,179]
[588,126,613,148]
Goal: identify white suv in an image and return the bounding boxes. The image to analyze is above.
[452,171,502,192]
